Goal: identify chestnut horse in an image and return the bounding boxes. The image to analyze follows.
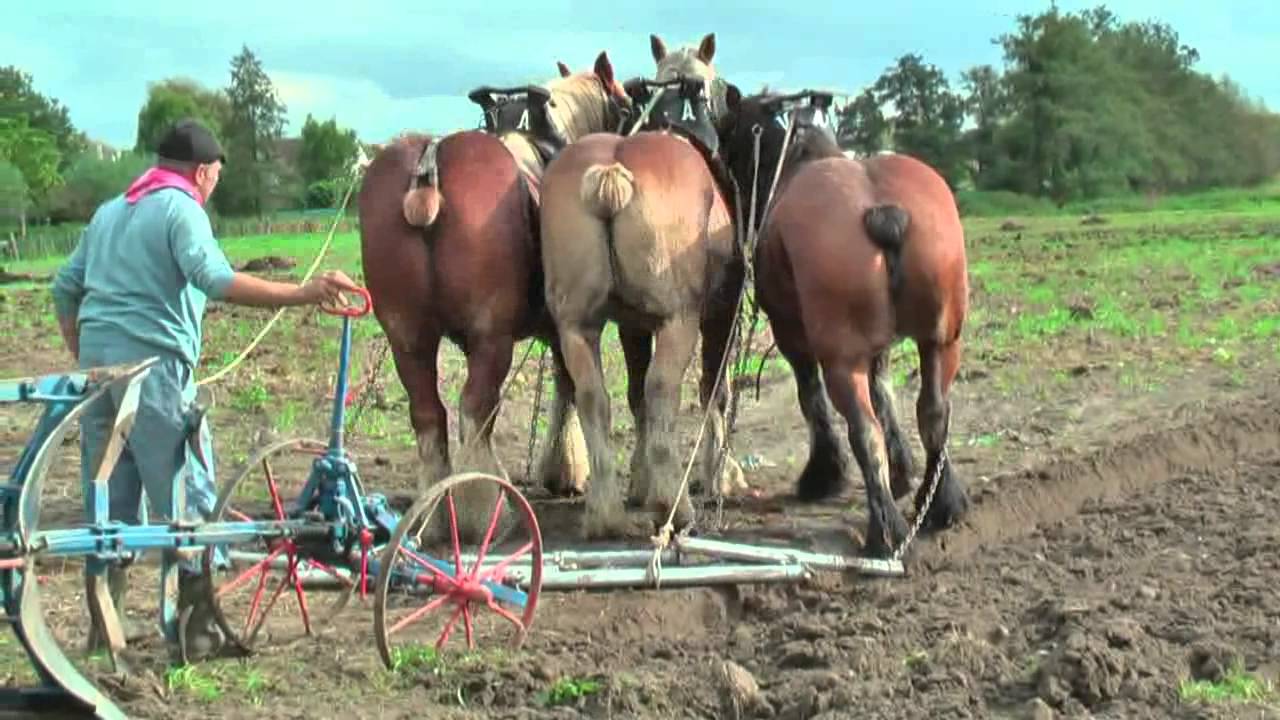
[539,33,749,540]
[716,87,971,559]
[357,52,631,541]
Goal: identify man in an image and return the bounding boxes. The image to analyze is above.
[51,118,361,661]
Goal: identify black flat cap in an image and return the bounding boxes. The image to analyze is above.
[157,118,226,164]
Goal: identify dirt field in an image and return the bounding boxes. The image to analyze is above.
[1,208,1278,718]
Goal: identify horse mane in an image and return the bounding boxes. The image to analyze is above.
[540,71,614,142]
[499,133,547,180]
[656,46,729,120]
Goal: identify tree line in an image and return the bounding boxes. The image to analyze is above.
[837,5,1280,203]
[1,45,363,234]
[5,5,1280,234]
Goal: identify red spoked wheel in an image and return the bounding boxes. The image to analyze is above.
[373,472,543,669]
[200,438,359,655]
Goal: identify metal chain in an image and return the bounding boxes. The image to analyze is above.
[891,446,948,563]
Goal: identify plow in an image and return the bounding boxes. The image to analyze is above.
[1,277,909,720]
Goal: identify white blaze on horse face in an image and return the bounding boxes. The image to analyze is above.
[681,99,696,122]
[775,110,791,130]
[517,108,530,131]
[812,108,827,127]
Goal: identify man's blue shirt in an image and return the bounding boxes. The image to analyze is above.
[51,188,235,369]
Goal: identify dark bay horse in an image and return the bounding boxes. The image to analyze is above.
[538,34,750,540]
[357,52,631,541]
[716,87,971,559]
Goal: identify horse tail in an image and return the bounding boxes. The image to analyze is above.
[403,138,443,227]
[864,203,909,296]
[579,162,635,218]
[403,186,442,227]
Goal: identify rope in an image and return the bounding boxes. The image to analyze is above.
[645,120,799,587]
[197,168,362,388]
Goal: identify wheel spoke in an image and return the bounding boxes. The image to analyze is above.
[476,542,533,585]
[435,602,465,652]
[446,492,464,579]
[387,593,451,637]
[485,597,527,637]
[217,545,286,598]
[469,489,507,576]
[396,545,459,589]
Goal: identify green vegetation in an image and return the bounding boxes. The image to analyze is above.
[1179,664,1275,707]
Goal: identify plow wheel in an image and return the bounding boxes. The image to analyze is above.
[373,472,543,669]
[200,438,358,655]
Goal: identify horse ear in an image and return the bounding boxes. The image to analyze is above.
[725,83,741,112]
[650,34,667,63]
[594,51,616,87]
[556,61,572,78]
[697,33,716,64]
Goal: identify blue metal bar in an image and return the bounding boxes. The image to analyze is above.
[328,316,353,454]
[33,521,316,557]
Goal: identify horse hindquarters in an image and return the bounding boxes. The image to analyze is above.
[541,139,633,539]
[358,138,452,494]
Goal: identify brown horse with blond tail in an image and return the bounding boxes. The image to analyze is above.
[357,52,631,542]
[539,33,750,541]
[716,86,971,559]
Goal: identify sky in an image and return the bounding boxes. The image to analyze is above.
[6,1,1278,149]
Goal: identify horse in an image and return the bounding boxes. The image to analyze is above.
[538,33,749,540]
[357,52,632,541]
[715,86,971,559]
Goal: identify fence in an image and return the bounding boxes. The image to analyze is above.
[3,214,359,265]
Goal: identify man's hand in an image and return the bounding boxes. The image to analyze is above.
[220,269,364,309]
[297,270,362,307]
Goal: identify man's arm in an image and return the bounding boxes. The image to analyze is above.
[169,202,361,308]
[51,231,89,360]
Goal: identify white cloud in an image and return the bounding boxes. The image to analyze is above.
[267,70,481,144]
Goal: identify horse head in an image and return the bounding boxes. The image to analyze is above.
[719,86,840,223]
[621,74,721,156]
[650,32,729,121]
[467,51,632,158]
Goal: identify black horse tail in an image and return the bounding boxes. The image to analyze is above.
[864,204,909,296]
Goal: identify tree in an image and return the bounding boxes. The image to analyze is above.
[960,65,1008,187]
[0,115,63,216]
[221,45,289,216]
[870,54,968,187]
[297,114,360,207]
[0,66,86,165]
[0,160,30,235]
[48,152,152,222]
[135,78,232,155]
[835,89,888,156]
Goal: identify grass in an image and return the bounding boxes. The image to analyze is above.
[2,198,1279,480]
[1178,664,1276,707]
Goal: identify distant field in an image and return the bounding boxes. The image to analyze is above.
[1,201,1278,719]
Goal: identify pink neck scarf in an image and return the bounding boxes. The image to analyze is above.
[124,167,204,206]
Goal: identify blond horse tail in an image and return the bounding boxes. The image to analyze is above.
[403,186,442,227]
[579,162,635,218]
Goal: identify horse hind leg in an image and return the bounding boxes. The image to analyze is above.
[914,338,969,531]
[617,326,653,506]
[534,341,590,498]
[389,333,452,493]
[789,354,855,502]
[871,349,916,500]
[697,294,748,501]
[452,334,516,543]
[823,360,909,559]
[561,322,634,540]
[641,314,702,532]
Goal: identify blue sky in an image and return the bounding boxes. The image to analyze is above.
[6,1,1276,148]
